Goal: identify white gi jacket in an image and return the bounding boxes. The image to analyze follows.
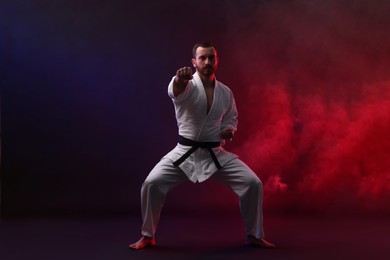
[163,72,239,183]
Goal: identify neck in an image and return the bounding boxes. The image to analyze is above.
[198,73,215,87]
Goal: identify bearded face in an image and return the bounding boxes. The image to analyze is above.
[192,47,219,77]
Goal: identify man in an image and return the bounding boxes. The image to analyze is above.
[129,42,275,250]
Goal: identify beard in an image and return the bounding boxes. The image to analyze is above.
[198,64,217,76]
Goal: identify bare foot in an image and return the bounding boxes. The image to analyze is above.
[129,236,156,250]
[247,235,276,249]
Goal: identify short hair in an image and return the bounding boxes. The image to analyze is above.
[192,42,218,58]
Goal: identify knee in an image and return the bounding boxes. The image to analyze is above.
[141,179,160,195]
[248,175,262,192]
[142,179,151,189]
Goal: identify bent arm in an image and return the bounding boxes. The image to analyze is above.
[220,93,238,141]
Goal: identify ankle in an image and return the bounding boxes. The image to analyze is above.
[143,235,153,240]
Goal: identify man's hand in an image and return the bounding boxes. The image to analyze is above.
[176,67,193,81]
[220,129,235,142]
[173,67,193,97]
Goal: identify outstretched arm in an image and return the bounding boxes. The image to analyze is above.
[173,67,193,97]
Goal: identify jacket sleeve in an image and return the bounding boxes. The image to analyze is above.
[221,91,238,132]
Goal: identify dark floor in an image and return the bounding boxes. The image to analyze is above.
[1,212,389,260]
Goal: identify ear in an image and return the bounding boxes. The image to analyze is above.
[191,58,196,67]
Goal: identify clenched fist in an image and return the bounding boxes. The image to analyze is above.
[176,67,193,81]
[220,129,235,142]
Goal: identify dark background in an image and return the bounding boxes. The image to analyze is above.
[1,0,390,218]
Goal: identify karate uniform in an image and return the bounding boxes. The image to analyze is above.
[140,72,264,240]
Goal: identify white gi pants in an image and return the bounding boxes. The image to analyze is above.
[140,158,264,239]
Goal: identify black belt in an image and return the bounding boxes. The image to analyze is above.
[173,135,222,169]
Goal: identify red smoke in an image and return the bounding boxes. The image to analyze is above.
[225,1,390,214]
[238,81,390,214]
